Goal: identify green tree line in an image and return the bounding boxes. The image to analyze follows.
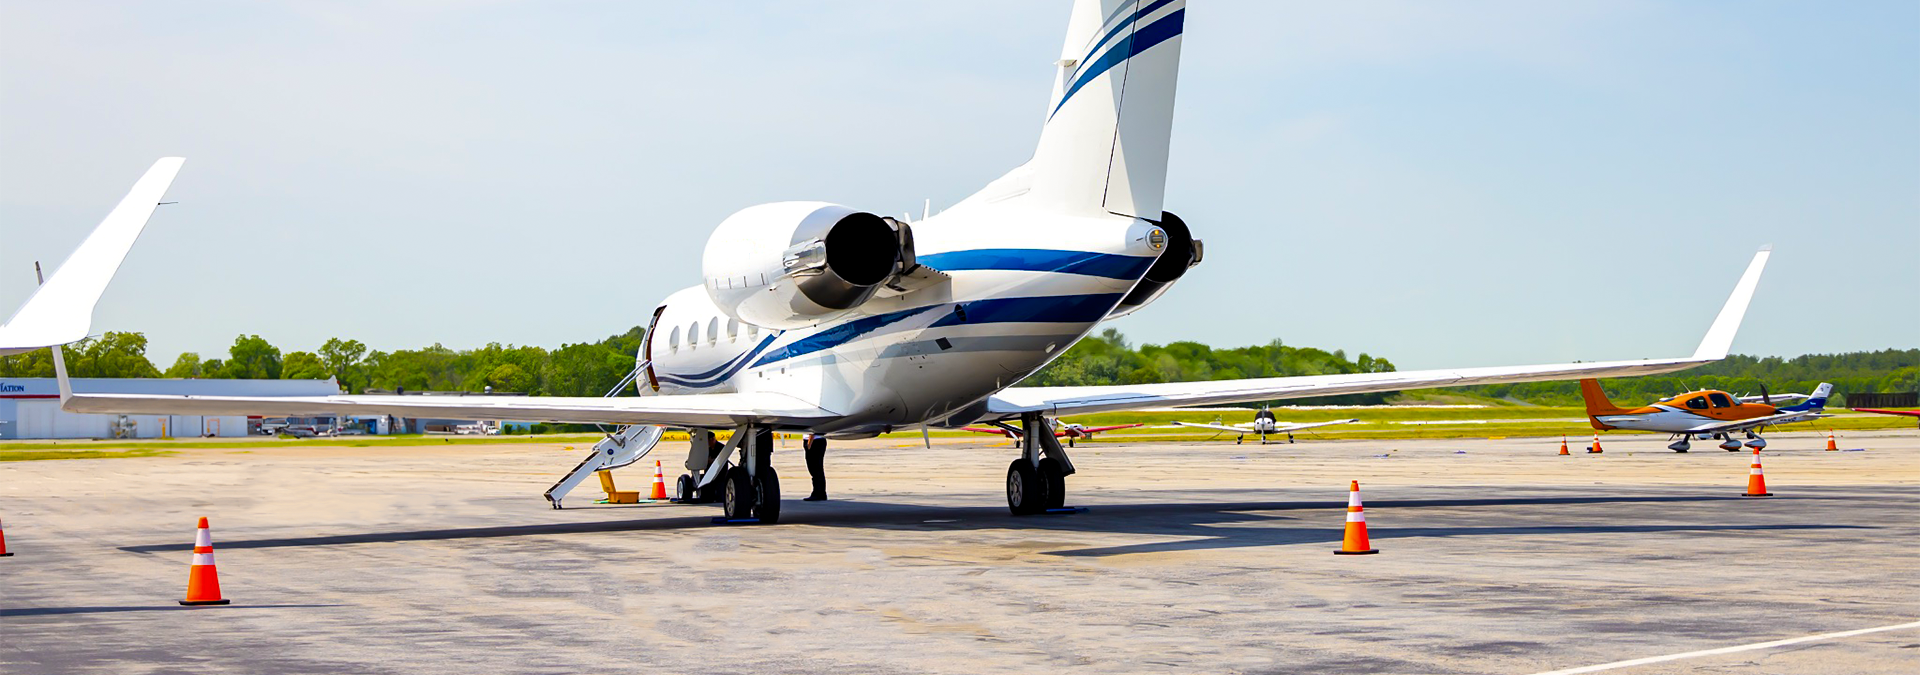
[1017,329,1401,406]
[2,328,1911,407]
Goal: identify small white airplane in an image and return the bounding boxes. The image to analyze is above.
[1169,408,1358,444]
[5,0,1773,522]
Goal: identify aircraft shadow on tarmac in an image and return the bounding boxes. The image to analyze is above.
[0,604,344,617]
[114,493,1870,559]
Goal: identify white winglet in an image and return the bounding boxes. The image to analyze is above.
[0,157,184,356]
[1691,246,1769,361]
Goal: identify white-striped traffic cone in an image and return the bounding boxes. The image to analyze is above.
[180,517,229,605]
[649,460,669,501]
[1742,449,1773,497]
[1334,481,1379,555]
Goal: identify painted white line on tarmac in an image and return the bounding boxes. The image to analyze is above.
[1527,620,1920,675]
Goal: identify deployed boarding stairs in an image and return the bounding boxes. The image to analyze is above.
[542,361,667,509]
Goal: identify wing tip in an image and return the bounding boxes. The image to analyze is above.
[1689,248,1772,361]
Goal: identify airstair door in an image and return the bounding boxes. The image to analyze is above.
[543,425,667,508]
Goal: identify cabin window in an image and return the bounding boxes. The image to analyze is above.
[1685,396,1709,410]
[688,322,700,348]
[748,324,759,339]
[707,318,720,345]
[1708,393,1733,408]
[727,319,739,342]
[668,326,681,351]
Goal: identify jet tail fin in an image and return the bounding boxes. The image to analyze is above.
[1785,383,1833,412]
[1026,0,1186,218]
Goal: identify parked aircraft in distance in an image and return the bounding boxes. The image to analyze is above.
[5,0,1776,521]
[1169,409,1358,444]
[961,419,1145,447]
[1581,379,1831,451]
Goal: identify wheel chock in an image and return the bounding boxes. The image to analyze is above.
[710,517,762,525]
[1040,507,1089,515]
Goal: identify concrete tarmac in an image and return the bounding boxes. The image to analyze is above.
[2,431,1915,674]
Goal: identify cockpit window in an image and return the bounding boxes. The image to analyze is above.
[1685,396,1709,410]
[1708,393,1733,408]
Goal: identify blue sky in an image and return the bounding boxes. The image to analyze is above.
[3,1,1914,370]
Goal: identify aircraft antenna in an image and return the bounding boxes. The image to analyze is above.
[922,199,931,221]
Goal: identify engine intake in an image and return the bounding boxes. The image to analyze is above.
[703,202,911,329]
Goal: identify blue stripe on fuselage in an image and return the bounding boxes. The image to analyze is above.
[916,249,1154,280]
[653,334,779,387]
[747,293,1125,371]
[929,293,1121,328]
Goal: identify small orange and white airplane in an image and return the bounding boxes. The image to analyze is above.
[1581,379,1832,452]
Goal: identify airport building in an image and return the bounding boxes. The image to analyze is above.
[0,377,341,439]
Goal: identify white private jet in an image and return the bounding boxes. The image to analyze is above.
[5,0,1772,523]
[1169,408,1359,444]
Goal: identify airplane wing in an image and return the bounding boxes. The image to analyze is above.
[1078,423,1146,433]
[1680,410,1829,434]
[1852,408,1920,418]
[57,386,839,428]
[1274,418,1360,433]
[1168,421,1252,434]
[988,248,1770,419]
[0,158,185,356]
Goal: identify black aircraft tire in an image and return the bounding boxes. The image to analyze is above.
[676,474,696,501]
[723,467,756,520]
[755,466,781,524]
[1037,457,1067,510]
[1006,459,1043,516]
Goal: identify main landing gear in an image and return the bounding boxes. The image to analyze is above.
[676,427,782,524]
[1005,411,1076,516]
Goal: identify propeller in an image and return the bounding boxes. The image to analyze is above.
[1761,383,1771,406]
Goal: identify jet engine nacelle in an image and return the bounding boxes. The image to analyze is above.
[702,201,912,330]
[1109,211,1203,318]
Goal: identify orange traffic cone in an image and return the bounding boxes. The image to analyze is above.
[0,514,13,557]
[1588,433,1603,454]
[1742,449,1772,498]
[1826,431,1838,452]
[1559,437,1570,456]
[180,517,230,605]
[649,460,669,501]
[1334,481,1380,555]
